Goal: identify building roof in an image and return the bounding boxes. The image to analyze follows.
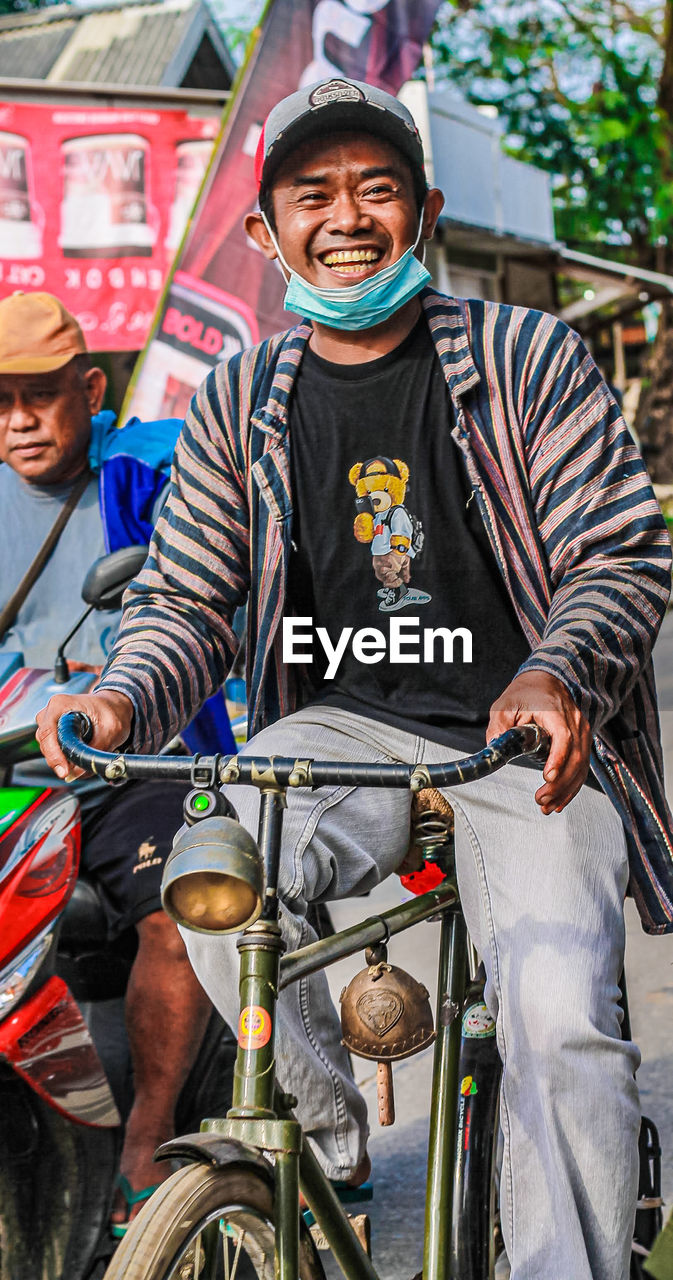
[0,0,235,90]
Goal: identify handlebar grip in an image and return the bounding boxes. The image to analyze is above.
[57,710,96,770]
[531,725,552,760]
[71,711,93,744]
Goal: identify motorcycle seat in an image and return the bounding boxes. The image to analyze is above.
[60,875,108,948]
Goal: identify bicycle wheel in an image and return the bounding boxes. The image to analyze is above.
[103,1163,326,1280]
[451,1007,505,1279]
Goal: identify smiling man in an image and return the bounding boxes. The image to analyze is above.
[35,81,673,1277]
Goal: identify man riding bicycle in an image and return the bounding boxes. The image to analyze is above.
[36,81,673,1279]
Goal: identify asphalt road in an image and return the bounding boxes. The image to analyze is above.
[320,613,673,1278]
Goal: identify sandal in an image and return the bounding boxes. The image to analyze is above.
[111,1173,164,1239]
[330,1178,373,1204]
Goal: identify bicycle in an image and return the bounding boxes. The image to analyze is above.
[57,713,663,1280]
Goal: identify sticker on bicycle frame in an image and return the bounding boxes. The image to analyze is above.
[462,1001,496,1039]
[238,1005,272,1048]
[461,1075,478,1096]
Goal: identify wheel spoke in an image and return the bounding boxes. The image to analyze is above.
[220,1220,246,1280]
[230,1227,245,1279]
[223,1224,231,1280]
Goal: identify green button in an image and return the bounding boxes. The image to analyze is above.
[192,794,210,811]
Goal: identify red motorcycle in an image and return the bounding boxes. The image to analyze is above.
[0,551,236,1280]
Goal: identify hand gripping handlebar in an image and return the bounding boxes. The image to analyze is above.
[57,712,550,792]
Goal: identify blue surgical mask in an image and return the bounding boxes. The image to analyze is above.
[261,214,431,331]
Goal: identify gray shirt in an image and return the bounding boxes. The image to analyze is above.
[0,464,122,669]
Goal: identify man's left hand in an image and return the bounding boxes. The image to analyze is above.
[486,671,591,815]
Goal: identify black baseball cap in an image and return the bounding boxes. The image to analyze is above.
[254,77,427,198]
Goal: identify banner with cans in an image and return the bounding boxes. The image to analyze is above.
[125,0,443,421]
[0,102,218,350]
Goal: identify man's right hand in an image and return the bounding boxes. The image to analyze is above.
[36,690,135,780]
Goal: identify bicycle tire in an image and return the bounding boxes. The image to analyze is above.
[102,1163,325,1280]
[450,1004,504,1279]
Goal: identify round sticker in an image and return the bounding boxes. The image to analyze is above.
[462,1001,496,1039]
[238,1005,272,1049]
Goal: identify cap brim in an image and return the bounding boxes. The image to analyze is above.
[262,100,424,191]
[0,351,82,374]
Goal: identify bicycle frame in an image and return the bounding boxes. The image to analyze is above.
[207,789,463,1280]
[56,715,547,1280]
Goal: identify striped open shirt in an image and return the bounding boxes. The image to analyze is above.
[98,290,673,934]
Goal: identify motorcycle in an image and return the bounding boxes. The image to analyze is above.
[0,549,237,1280]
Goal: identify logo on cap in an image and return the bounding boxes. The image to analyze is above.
[309,79,366,108]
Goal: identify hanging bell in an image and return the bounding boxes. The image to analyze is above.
[339,944,435,1126]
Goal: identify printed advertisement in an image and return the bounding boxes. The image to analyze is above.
[125,0,443,420]
[0,102,217,350]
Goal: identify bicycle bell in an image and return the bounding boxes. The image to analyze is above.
[340,945,435,1063]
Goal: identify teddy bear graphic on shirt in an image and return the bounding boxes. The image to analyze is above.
[348,456,431,613]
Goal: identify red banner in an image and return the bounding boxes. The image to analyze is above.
[0,102,217,350]
[125,0,443,421]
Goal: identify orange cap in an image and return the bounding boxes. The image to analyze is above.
[0,291,87,374]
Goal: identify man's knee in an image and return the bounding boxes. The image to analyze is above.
[504,951,625,1066]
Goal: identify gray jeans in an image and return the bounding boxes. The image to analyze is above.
[183,706,640,1280]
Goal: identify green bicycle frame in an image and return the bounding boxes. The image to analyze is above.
[203,786,468,1280]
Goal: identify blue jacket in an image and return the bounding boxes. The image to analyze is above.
[89,410,181,553]
[89,410,235,755]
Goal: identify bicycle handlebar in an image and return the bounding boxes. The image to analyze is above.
[57,713,550,792]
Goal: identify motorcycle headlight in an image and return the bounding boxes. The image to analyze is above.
[0,925,54,1017]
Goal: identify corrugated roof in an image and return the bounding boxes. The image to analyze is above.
[58,10,194,86]
[0,20,75,80]
[0,0,233,88]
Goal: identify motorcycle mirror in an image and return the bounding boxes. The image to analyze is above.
[52,546,150,684]
[81,546,149,612]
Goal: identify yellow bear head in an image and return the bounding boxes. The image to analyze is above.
[348,456,409,514]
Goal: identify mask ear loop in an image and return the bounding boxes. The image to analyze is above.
[415,211,427,264]
[260,211,292,283]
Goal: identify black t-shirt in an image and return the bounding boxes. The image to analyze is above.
[285,316,532,753]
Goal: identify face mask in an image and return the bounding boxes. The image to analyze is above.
[261,213,431,332]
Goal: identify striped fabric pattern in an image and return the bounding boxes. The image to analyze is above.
[98,290,673,934]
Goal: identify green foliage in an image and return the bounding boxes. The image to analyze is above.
[428,1,667,261]
[208,0,265,65]
[0,0,59,10]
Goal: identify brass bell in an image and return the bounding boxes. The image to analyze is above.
[340,945,435,1126]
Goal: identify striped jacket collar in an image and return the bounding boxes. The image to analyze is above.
[251,290,480,438]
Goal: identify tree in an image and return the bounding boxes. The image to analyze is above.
[0,0,59,11]
[429,1,666,259]
[428,0,673,478]
[208,0,265,64]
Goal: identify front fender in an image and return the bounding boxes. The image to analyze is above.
[154,1131,273,1181]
